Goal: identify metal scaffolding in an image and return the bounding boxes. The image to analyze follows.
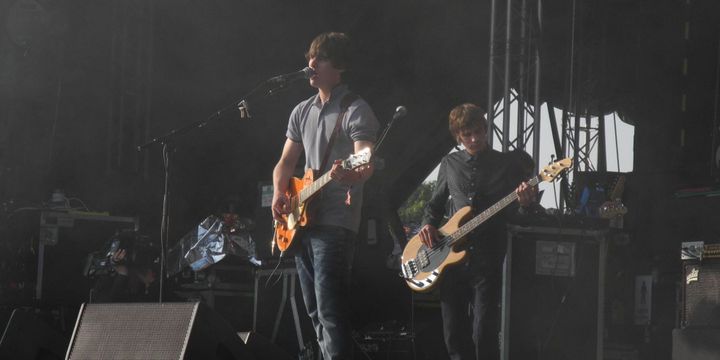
[488,0,612,211]
[487,0,543,173]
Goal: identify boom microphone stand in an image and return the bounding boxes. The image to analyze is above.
[137,69,312,303]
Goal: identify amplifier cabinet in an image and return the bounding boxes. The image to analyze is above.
[502,225,608,360]
[681,259,720,327]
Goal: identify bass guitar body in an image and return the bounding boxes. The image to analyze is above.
[274,169,315,252]
[401,206,474,292]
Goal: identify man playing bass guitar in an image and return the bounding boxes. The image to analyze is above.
[271,32,378,360]
[418,103,536,360]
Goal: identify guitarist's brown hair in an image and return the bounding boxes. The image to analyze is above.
[305,32,352,72]
[448,103,488,142]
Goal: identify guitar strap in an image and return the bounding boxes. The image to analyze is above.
[318,92,358,173]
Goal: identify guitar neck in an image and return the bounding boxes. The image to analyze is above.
[448,176,540,247]
[298,171,333,203]
[610,176,626,200]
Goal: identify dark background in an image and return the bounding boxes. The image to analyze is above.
[1,0,720,359]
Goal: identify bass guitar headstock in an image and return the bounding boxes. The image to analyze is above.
[538,158,572,183]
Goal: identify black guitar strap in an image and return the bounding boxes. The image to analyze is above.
[318,92,358,174]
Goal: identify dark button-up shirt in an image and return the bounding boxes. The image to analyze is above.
[422,148,526,255]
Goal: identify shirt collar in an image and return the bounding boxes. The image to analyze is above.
[462,148,489,163]
[312,84,349,108]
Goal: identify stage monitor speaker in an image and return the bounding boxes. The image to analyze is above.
[682,260,720,327]
[238,331,294,360]
[504,225,607,360]
[0,309,68,360]
[66,302,256,360]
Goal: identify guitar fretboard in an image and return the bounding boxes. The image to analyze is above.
[298,171,333,203]
[447,176,540,246]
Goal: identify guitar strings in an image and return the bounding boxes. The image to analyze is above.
[408,168,568,275]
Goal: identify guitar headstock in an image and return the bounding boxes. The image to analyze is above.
[342,148,372,169]
[538,158,572,183]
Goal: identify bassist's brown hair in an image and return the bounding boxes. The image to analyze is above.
[448,103,488,141]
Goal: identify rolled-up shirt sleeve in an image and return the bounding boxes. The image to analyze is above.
[346,101,379,143]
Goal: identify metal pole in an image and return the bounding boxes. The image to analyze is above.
[532,0,542,171]
[502,0,513,152]
[561,109,569,211]
[712,30,720,179]
[598,111,607,172]
[516,0,528,150]
[573,111,581,172]
[143,0,155,179]
[488,0,498,147]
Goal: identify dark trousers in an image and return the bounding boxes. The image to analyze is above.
[439,253,503,360]
[295,226,355,360]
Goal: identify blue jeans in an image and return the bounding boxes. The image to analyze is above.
[294,226,355,360]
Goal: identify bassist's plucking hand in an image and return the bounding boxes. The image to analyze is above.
[272,192,290,224]
[419,224,439,248]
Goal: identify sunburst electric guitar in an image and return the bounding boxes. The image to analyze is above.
[400,158,572,292]
[273,148,372,253]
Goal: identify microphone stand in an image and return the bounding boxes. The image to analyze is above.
[373,107,406,163]
[136,77,297,303]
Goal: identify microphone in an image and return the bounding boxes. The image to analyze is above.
[268,67,315,85]
[392,106,407,121]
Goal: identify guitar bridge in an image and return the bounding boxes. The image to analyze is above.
[401,260,419,279]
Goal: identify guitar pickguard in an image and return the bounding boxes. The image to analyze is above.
[286,203,305,230]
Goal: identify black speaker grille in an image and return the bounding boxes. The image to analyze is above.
[67,302,198,360]
[683,261,720,327]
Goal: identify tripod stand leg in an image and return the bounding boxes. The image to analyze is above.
[271,274,289,342]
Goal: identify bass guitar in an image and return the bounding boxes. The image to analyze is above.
[273,148,372,253]
[400,158,572,292]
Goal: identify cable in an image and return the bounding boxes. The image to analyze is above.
[265,252,285,289]
[67,197,91,212]
[539,246,579,359]
[158,142,171,303]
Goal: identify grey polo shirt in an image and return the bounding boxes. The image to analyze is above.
[286,84,379,233]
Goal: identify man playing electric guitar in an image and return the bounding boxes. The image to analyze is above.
[271,32,378,360]
[418,103,535,360]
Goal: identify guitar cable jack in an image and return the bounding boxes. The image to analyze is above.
[271,220,278,256]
